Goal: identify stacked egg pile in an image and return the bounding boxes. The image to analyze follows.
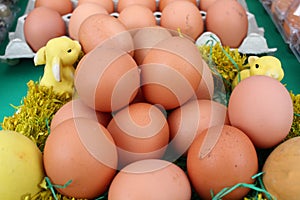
[1,0,296,199]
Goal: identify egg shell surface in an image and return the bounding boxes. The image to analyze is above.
[24,7,66,52]
[159,0,197,11]
[117,0,157,12]
[141,36,203,110]
[205,0,248,48]
[263,136,300,200]
[118,5,157,30]
[50,98,112,130]
[195,58,214,100]
[34,0,73,15]
[108,159,191,200]
[68,3,108,40]
[168,99,230,155]
[78,13,134,54]
[77,0,115,13]
[0,130,45,200]
[228,75,294,149]
[133,26,172,65]
[43,118,118,199]
[187,125,258,200]
[160,1,204,40]
[107,102,169,168]
[74,46,140,112]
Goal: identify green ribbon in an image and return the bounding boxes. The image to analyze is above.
[211,172,276,200]
[45,118,51,135]
[45,177,72,200]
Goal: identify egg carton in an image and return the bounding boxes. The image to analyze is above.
[260,0,300,62]
[0,0,276,61]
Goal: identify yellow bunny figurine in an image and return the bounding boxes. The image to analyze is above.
[34,36,82,95]
[232,55,284,89]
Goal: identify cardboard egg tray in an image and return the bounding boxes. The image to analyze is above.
[0,0,277,60]
[260,0,300,62]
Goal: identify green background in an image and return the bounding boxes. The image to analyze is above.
[0,0,299,124]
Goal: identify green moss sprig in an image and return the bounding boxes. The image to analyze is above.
[198,43,248,94]
[0,80,72,151]
[285,92,300,140]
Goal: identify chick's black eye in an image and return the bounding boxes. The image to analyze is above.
[67,49,72,53]
[255,64,259,69]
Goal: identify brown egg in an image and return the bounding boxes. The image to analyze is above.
[108,159,191,200]
[159,0,197,11]
[24,7,66,52]
[117,0,157,12]
[283,1,300,42]
[68,3,108,40]
[199,0,218,11]
[78,13,134,54]
[228,76,294,149]
[118,5,157,30]
[160,1,204,41]
[133,26,172,65]
[74,46,140,112]
[187,125,258,200]
[50,98,112,130]
[167,99,229,155]
[107,102,169,168]
[34,0,73,15]
[43,118,118,199]
[206,0,248,48]
[195,58,214,100]
[77,0,115,13]
[263,137,300,200]
[141,36,203,110]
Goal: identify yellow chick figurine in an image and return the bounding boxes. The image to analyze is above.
[232,55,284,89]
[34,36,82,95]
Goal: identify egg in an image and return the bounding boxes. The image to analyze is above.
[74,45,140,112]
[141,36,203,110]
[263,137,300,200]
[34,0,73,15]
[78,13,134,53]
[133,26,172,65]
[0,130,45,200]
[118,5,157,30]
[160,1,204,40]
[167,99,229,155]
[107,102,169,168]
[117,0,157,12]
[77,0,115,13]
[108,159,191,200]
[159,0,197,11]
[24,7,66,52]
[68,3,108,40]
[199,0,218,11]
[187,125,258,199]
[160,0,204,40]
[43,118,118,199]
[283,2,300,41]
[195,58,214,100]
[50,98,112,130]
[228,76,294,149]
[205,0,248,48]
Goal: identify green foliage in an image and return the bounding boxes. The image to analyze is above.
[285,92,300,140]
[198,43,248,94]
[1,80,72,152]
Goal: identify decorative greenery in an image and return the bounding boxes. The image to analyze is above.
[198,42,248,94]
[0,80,72,151]
[285,92,300,140]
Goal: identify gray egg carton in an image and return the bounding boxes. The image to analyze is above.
[0,0,276,60]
